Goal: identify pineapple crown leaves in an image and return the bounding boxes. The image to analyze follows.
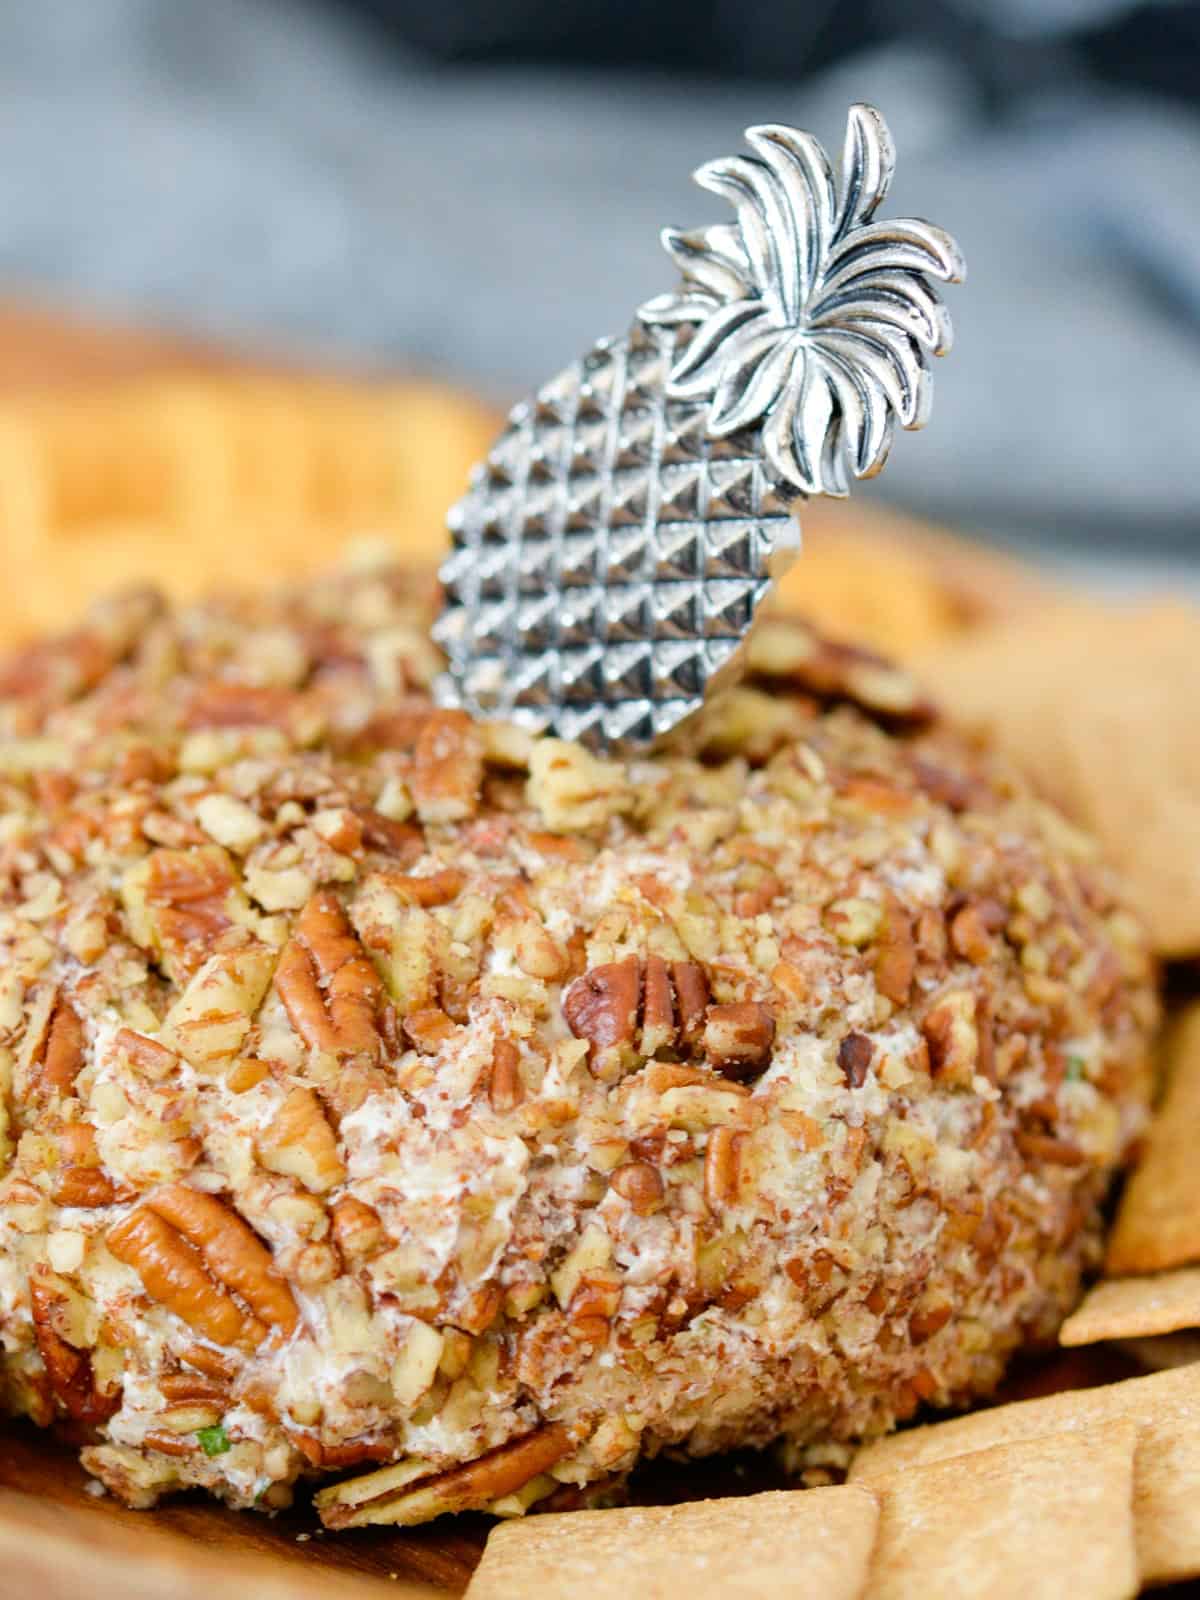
[638,104,965,497]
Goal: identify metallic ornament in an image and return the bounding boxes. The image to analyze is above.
[433,103,963,752]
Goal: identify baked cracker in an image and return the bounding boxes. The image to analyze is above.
[851,1360,1200,1587]
[1061,1269,1200,1347]
[465,1485,879,1600]
[1108,1003,1200,1276]
[867,1424,1138,1600]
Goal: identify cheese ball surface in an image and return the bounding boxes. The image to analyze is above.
[0,566,1157,1524]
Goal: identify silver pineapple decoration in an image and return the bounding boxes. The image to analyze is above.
[434,103,964,751]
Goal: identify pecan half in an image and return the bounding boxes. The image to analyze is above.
[563,958,640,1077]
[703,1002,775,1081]
[148,1185,298,1334]
[315,1422,574,1529]
[563,956,711,1078]
[108,1186,297,1350]
[277,889,385,1060]
[108,1207,266,1351]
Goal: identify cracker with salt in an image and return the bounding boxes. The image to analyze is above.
[1108,1003,1200,1276]
[851,1360,1200,1587]
[1061,1268,1200,1346]
[465,1485,879,1600]
[867,1424,1138,1600]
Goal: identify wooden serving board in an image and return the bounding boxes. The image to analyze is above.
[0,1347,1175,1599]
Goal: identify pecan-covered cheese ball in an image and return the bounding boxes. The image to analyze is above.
[0,567,1157,1525]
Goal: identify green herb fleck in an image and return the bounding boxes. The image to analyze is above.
[1066,1055,1086,1082]
[197,1423,231,1457]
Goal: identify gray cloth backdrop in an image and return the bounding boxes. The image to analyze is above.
[1,0,1197,566]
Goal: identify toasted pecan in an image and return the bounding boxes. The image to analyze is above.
[147,1185,298,1335]
[107,1206,265,1351]
[277,889,385,1060]
[704,1002,775,1081]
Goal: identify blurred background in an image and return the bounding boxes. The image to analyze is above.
[0,0,1197,589]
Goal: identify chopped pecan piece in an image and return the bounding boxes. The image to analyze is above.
[35,995,85,1100]
[874,895,916,1007]
[838,1031,874,1088]
[403,1007,461,1053]
[276,889,385,1060]
[141,1429,201,1459]
[489,1037,523,1113]
[123,845,240,981]
[671,962,710,1046]
[29,1266,120,1426]
[608,1161,664,1216]
[704,1127,746,1208]
[115,1027,180,1081]
[356,808,423,861]
[746,619,935,725]
[1014,1131,1088,1166]
[923,990,981,1088]
[292,1434,397,1471]
[331,1196,386,1262]
[703,1002,775,1081]
[54,1167,125,1208]
[908,1301,954,1345]
[640,956,674,1055]
[54,1120,133,1203]
[411,709,483,824]
[159,1371,230,1404]
[183,683,296,730]
[382,867,467,908]
[180,1343,237,1382]
[910,757,985,814]
[160,944,277,1069]
[257,1087,346,1194]
[949,899,1005,966]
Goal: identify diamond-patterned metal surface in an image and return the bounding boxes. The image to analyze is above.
[433,318,801,750]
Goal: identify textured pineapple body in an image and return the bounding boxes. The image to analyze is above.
[435,319,799,749]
